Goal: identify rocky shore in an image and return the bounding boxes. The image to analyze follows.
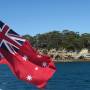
[37,48,90,63]
[54,59,90,63]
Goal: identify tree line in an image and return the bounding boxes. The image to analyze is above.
[23,30,90,51]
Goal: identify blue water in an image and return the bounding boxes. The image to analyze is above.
[0,62,90,90]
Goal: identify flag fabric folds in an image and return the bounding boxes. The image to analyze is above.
[0,52,7,64]
[0,21,56,88]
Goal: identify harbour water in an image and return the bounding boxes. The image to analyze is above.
[0,62,90,90]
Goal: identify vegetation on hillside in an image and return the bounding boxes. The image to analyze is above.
[23,30,90,51]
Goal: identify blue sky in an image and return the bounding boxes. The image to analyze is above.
[0,0,90,36]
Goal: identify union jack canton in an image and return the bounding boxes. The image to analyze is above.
[0,21,25,54]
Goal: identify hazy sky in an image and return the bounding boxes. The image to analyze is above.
[0,0,90,36]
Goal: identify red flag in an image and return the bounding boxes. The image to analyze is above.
[0,58,7,64]
[0,52,8,64]
[0,21,56,88]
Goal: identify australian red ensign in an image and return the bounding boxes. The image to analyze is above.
[0,21,56,88]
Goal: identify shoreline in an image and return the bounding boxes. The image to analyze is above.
[54,59,90,63]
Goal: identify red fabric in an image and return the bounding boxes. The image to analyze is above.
[0,21,56,88]
[0,47,56,88]
[0,58,8,64]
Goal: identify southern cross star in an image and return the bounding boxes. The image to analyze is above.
[42,62,47,67]
[26,75,32,81]
[35,67,39,70]
[37,55,42,58]
[23,55,28,61]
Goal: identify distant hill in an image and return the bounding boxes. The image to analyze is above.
[23,30,90,51]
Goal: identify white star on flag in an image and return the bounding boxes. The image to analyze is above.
[23,55,28,61]
[37,55,42,58]
[42,62,47,67]
[35,67,38,70]
[26,75,32,81]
